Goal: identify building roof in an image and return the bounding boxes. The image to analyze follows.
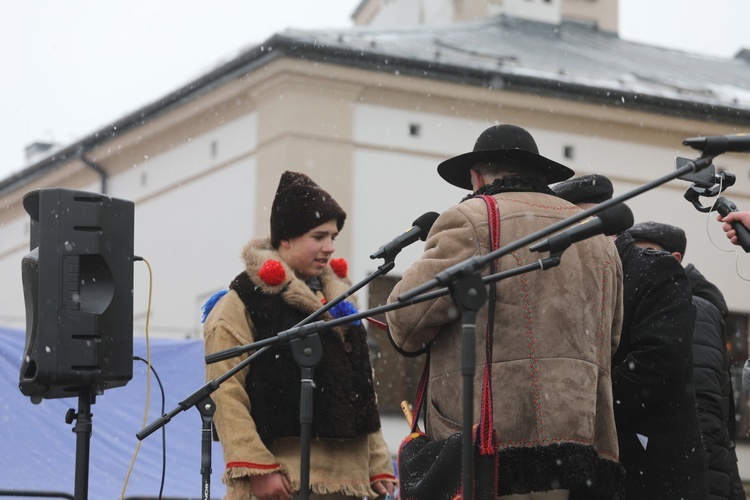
[278,16,750,118]
[3,15,750,196]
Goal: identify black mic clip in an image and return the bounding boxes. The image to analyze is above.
[369,212,439,263]
[675,155,736,213]
[683,170,736,213]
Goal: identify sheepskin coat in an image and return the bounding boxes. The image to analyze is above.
[387,186,624,498]
[203,237,395,499]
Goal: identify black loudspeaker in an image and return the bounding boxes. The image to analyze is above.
[19,188,135,402]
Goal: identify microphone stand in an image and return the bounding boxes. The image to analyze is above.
[395,154,713,500]
[139,254,400,500]
[453,249,564,500]
[65,388,95,500]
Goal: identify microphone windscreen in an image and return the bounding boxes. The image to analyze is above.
[597,203,634,236]
[412,212,440,241]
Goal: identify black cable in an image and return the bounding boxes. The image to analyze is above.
[133,356,167,499]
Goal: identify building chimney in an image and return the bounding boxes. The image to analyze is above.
[25,141,60,164]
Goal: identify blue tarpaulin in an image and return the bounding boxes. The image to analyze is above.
[0,326,227,499]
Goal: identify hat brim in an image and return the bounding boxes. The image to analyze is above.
[437,149,575,190]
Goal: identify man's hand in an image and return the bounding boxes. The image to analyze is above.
[717,211,750,246]
[248,472,293,500]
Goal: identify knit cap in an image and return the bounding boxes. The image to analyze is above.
[270,171,346,248]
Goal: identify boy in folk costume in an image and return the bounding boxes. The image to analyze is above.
[203,171,396,500]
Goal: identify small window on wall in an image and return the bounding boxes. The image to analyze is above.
[366,274,426,415]
[726,313,749,441]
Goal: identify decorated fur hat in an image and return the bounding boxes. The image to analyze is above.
[270,171,346,248]
[437,124,574,190]
[628,221,687,256]
[552,174,614,204]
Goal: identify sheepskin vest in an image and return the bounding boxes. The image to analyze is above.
[230,271,381,444]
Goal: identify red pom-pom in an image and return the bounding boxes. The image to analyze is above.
[330,258,348,278]
[258,260,286,285]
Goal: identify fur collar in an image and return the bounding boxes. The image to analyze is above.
[460,177,555,203]
[241,237,355,316]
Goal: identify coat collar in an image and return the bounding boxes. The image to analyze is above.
[241,237,354,315]
[460,176,556,203]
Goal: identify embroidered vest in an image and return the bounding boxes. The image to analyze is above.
[230,272,381,444]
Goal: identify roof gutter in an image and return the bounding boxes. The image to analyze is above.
[79,148,108,194]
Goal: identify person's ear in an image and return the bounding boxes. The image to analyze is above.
[280,239,291,249]
[470,169,483,191]
[672,251,683,263]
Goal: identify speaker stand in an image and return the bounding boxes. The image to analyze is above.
[65,388,95,500]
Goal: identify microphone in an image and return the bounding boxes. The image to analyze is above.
[370,212,440,261]
[530,203,634,253]
[683,133,750,155]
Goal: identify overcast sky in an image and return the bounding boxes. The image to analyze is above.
[2,0,750,182]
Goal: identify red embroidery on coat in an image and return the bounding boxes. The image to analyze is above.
[370,473,397,482]
[226,460,280,470]
[514,251,544,439]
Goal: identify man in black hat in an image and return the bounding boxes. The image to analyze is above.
[386,125,625,499]
[628,221,746,500]
[552,175,710,499]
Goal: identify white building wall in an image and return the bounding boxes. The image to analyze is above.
[131,157,257,339]
[350,104,489,288]
[0,113,261,338]
[348,103,750,315]
[0,216,35,328]
[124,113,260,338]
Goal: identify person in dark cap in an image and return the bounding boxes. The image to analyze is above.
[628,221,687,258]
[552,175,710,499]
[202,171,396,500]
[628,221,746,500]
[387,125,625,499]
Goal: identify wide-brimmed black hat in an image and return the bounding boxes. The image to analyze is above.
[437,124,574,190]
